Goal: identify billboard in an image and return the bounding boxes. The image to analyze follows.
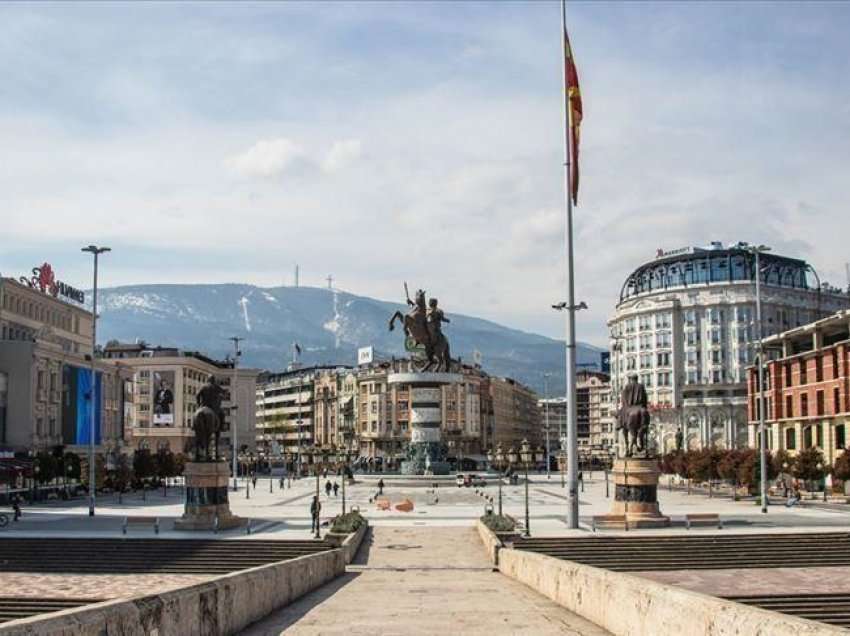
[152,370,175,425]
[600,351,611,375]
[357,346,374,366]
[62,365,102,445]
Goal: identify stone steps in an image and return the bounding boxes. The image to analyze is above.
[0,538,333,575]
[726,593,850,628]
[0,597,102,624]
[513,532,850,572]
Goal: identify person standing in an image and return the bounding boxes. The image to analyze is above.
[310,495,321,533]
[378,478,385,496]
[332,481,339,497]
[325,480,332,497]
[12,496,21,521]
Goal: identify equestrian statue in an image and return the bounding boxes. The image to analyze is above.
[191,375,226,462]
[388,283,453,372]
[617,373,652,458]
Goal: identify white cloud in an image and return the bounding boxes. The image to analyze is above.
[322,139,362,173]
[226,138,304,178]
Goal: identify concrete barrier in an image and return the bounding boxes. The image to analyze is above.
[0,548,345,636]
[326,520,369,564]
[476,519,503,565]
[498,547,845,636]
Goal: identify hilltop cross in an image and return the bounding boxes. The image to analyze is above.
[327,275,334,290]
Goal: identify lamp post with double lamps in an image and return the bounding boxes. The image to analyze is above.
[520,439,532,537]
[486,444,506,516]
[746,244,771,513]
[81,245,110,517]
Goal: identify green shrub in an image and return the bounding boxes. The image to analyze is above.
[480,514,516,532]
[331,511,366,534]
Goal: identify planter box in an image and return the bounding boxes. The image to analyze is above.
[325,520,368,564]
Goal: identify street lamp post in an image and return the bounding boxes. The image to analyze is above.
[543,373,551,480]
[520,439,532,537]
[81,245,110,517]
[748,244,771,513]
[228,337,243,492]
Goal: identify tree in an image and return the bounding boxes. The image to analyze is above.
[173,453,187,476]
[63,452,81,481]
[133,449,157,483]
[111,454,133,495]
[35,452,58,484]
[832,448,850,482]
[772,449,793,477]
[156,449,177,481]
[81,454,107,490]
[717,450,743,486]
[737,449,777,494]
[793,447,826,486]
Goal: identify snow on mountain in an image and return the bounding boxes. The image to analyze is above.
[93,283,603,394]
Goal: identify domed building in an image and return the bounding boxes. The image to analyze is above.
[608,242,848,452]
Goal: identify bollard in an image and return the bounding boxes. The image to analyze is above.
[214,515,220,534]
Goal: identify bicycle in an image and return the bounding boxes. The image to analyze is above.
[0,513,9,528]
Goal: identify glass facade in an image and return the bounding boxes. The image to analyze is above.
[620,248,814,302]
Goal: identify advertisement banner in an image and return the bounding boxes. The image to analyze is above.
[63,365,102,445]
[152,370,175,425]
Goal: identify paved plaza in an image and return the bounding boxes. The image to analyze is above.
[241,526,609,636]
[4,472,850,632]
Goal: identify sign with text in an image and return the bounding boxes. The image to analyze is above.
[357,346,374,365]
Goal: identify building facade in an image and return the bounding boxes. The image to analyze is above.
[748,310,850,465]
[102,343,258,459]
[255,366,320,459]
[489,376,542,450]
[609,242,848,453]
[0,275,129,461]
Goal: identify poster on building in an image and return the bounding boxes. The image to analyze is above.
[62,365,102,445]
[152,370,175,425]
[122,379,134,435]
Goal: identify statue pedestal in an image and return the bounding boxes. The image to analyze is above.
[174,461,245,531]
[597,457,670,530]
[388,372,461,476]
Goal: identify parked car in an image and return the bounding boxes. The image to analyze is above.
[455,474,468,487]
[471,475,487,487]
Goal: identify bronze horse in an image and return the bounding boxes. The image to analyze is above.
[388,289,451,372]
[617,405,649,457]
[191,406,222,462]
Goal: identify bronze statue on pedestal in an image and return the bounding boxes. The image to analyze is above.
[617,373,651,457]
[388,284,453,372]
[191,375,226,462]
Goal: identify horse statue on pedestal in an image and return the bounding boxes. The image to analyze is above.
[388,286,452,372]
[616,374,652,458]
[191,376,226,462]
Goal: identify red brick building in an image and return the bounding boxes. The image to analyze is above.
[748,310,850,464]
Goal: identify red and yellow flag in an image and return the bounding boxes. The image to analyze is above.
[564,24,582,206]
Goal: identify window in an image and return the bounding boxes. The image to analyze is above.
[835,387,841,414]
[816,391,825,416]
[687,370,701,384]
[804,426,813,449]
[711,369,723,384]
[640,373,653,387]
[656,332,671,348]
[624,318,636,334]
[785,395,793,419]
[686,331,699,346]
[709,328,721,345]
[370,402,377,414]
[816,423,823,448]
[686,350,699,366]
[801,393,809,417]
[800,360,808,385]
[711,349,723,365]
[656,313,672,329]
[836,425,846,450]
[657,352,671,367]
[785,428,796,450]
[626,356,636,371]
[639,315,652,331]
[639,334,652,351]
[684,309,696,327]
[626,337,637,353]
[816,357,823,383]
[640,354,652,369]
[785,364,792,388]
[657,372,671,387]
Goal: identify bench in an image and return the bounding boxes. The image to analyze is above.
[592,515,628,532]
[685,513,722,530]
[122,516,160,535]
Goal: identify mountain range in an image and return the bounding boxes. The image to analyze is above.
[93,284,604,394]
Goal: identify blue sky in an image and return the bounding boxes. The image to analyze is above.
[1,1,849,345]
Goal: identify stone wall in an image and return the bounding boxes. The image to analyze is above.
[498,547,845,636]
[0,549,345,636]
[475,519,502,565]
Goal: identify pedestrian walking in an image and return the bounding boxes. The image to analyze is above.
[310,495,321,533]
[325,480,332,497]
[332,481,339,497]
[12,496,22,521]
[252,474,258,489]
[378,478,385,495]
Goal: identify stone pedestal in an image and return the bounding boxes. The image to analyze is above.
[388,372,461,476]
[174,461,245,531]
[598,457,670,529]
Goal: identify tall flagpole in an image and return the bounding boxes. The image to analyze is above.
[561,0,580,529]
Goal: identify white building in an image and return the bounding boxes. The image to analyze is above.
[608,242,848,453]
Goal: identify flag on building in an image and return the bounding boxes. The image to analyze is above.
[564,22,583,205]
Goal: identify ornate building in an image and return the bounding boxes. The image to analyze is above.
[608,242,848,453]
